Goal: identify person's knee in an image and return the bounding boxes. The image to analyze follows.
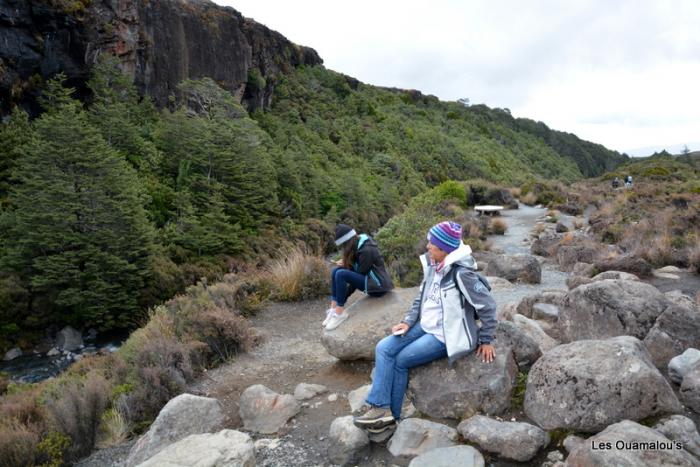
[375,337,394,358]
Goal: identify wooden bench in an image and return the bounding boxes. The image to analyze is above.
[474,205,504,216]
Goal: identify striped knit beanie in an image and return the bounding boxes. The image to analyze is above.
[427,221,462,253]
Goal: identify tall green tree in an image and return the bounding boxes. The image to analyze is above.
[1,76,155,329]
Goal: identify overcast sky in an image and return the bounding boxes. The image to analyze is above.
[216,0,700,156]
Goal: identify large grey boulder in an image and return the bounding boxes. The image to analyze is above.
[484,254,541,284]
[665,290,699,311]
[524,336,681,432]
[565,420,699,467]
[239,385,300,434]
[408,445,485,467]
[495,321,542,369]
[137,430,255,467]
[321,288,417,360]
[643,304,700,368]
[680,365,700,414]
[387,418,458,460]
[55,326,83,351]
[591,270,640,282]
[409,349,517,420]
[328,416,369,466]
[513,314,559,353]
[558,279,669,342]
[530,231,564,257]
[457,415,549,462]
[669,349,700,384]
[127,394,224,466]
[653,415,700,458]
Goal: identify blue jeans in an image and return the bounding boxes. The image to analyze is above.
[366,324,447,419]
[330,267,366,306]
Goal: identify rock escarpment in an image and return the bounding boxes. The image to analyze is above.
[0,0,322,114]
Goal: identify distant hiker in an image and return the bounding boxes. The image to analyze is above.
[612,177,620,189]
[323,224,394,330]
[625,175,633,188]
[352,221,497,432]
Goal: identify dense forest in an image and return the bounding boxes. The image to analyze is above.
[0,59,627,343]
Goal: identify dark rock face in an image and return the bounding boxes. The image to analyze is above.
[0,0,322,115]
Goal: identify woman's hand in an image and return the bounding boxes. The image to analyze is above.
[476,344,495,363]
[391,322,409,335]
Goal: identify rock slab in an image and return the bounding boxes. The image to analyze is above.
[653,415,700,458]
[388,418,458,460]
[239,384,300,434]
[408,445,485,467]
[409,349,518,419]
[524,336,681,432]
[669,349,700,384]
[321,288,417,360]
[137,429,255,467]
[484,254,541,284]
[127,393,224,466]
[457,415,549,462]
[328,416,369,466]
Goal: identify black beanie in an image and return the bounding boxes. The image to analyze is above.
[335,224,356,246]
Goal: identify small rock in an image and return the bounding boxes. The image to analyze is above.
[3,347,22,361]
[680,365,700,413]
[668,349,700,384]
[293,383,327,401]
[457,415,549,462]
[563,434,585,453]
[327,393,338,402]
[55,326,83,352]
[239,385,300,434]
[653,415,700,458]
[408,445,485,467]
[388,418,458,459]
[328,416,369,466]
[513,314,559,352]
[532,303,560,323]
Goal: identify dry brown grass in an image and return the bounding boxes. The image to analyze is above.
[265,247,329,301]
[489,218,508,235]
[509,187,522,198]
[521,192,537,206]
[97,407,130,449]
[0,419,41,467]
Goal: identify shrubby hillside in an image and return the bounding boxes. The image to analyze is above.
[0,60,627,343]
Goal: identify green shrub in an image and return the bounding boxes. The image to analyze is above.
[36,431,70,467]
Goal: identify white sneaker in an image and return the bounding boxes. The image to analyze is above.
[324,311,349,331]
[322,308,334,327]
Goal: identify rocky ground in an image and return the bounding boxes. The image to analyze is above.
[77,204,700,467]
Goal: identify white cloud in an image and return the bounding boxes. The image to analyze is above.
[215,0,700,154]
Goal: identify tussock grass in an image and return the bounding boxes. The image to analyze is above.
[489,218,508,235]
[266,247,329,301]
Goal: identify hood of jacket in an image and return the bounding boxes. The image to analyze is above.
[442,242,477,271]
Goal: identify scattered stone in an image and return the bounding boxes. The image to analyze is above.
[484,276,514,291]
[558,279,669,342]
[565,420,698,466]
[409,349,517,419]
[532,303,560,323]
[515,291,566,318]
[137,430,255,467]
[254,438,280,451]
[513,314,559,352]
[126,393,224,466]
[594,254,653,278]
[680,365,700,414]
[3,347,21,361]
[653,415,700,458]
[524,336,681,432]
[562,434,585,453]
[665,291,699,311]
[293,383,327,401]
[495,321,542,369]
[238,385,300,434]
[55,326,83,352]
[327,393,338,402]
[457,415,549,462]
[328,416,369,466]
[530,231,564,257]
[387,418,458,460]
[321,288,417,360]
[653,271,681,280]
[571,262,596,277]
[669,349,700,384]
[644,304,700,368]
[497,301,518,321]
[658,266,683,273]
[591,270,640,282]
[85,328,98,341]
[557,244,600,271]
[408,445,485,467]
[566,275,591,290]
[555,222,568,233]
[484,254,541,284]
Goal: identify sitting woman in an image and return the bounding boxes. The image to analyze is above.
[353,221,497,429]
[323,224,394,331]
